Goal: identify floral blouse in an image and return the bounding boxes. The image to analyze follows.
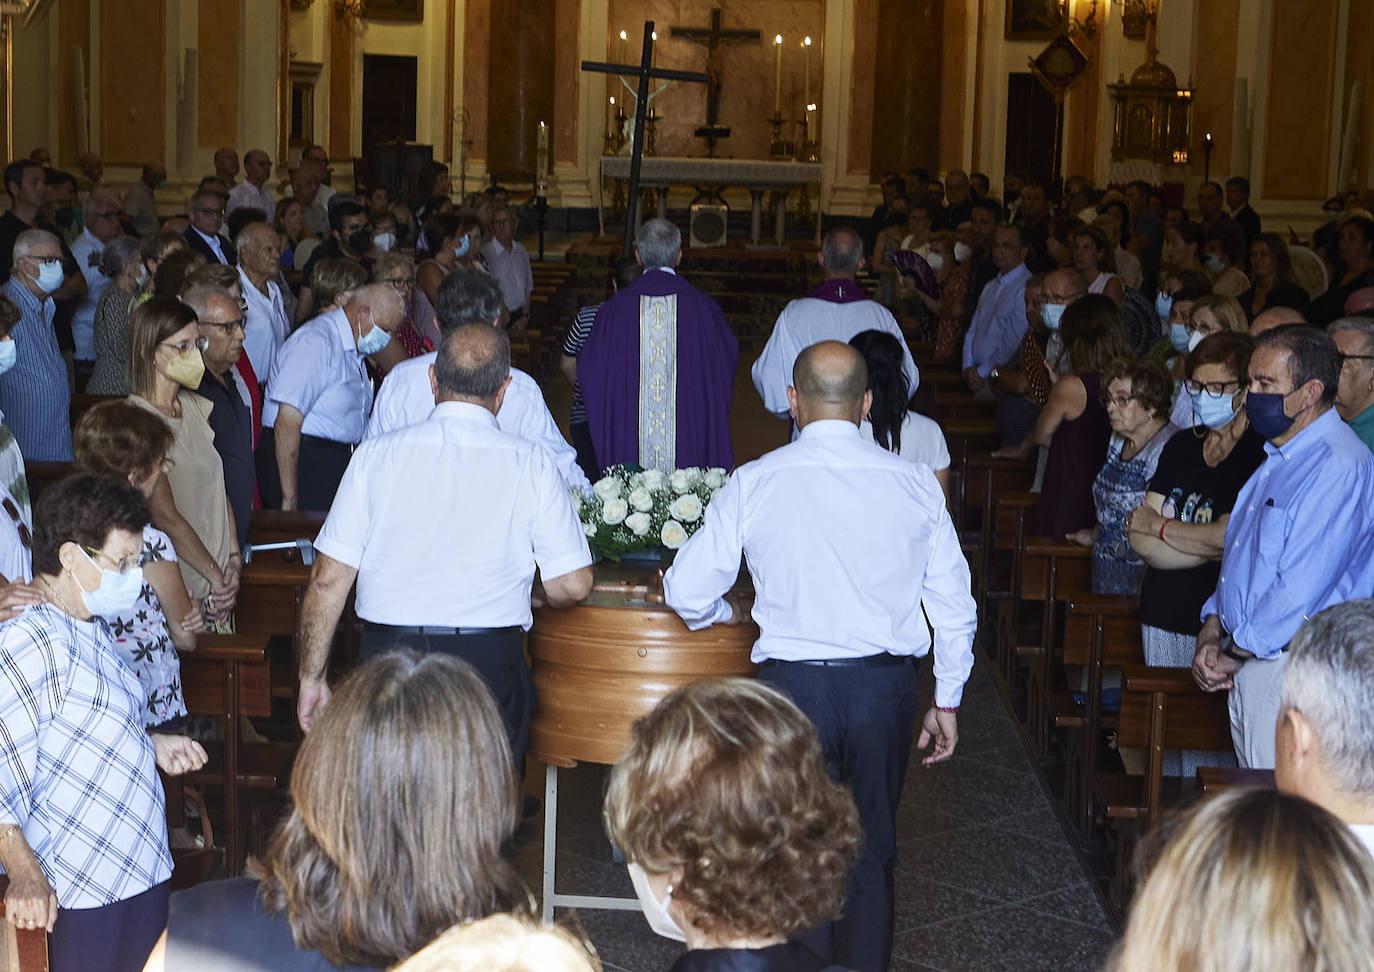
[107,524,187,727]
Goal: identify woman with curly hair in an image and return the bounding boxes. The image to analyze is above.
[604,678,862,972]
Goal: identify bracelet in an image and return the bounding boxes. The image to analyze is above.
[1158,519,1168,541]
[931,697,959,713]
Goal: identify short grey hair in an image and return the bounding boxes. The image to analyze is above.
[83,187,121,220]
[13,228,60,260]
[434,267,505,333]
[1327,317,1374,355]
[1282,599,1374,799]
[821,228,863,274]
[434,323,510,399]
[180,283,236,322]
[99,236,142,278]
[635,219,682,269]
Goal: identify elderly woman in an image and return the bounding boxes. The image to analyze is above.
[127,297,240,626]
[1123,332,1264,775]
[1068,356,1176,594]
[850,329,951,495]
[1110,788,1374,972]
[73,401,205,729]
[0,474,205,972]
[374,251,441,358]
[149,651,525,970]
[1237,232,1310,320]
[85,236,143,395]
[1163,292,1248,428]
[604,678,862,971]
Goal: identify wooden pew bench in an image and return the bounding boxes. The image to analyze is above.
[0,877,49,971]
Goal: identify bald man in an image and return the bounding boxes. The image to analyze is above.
[234,221,289,383]
[227,149,275,221]
[665,341,977,972]
[1251,305,1307,336]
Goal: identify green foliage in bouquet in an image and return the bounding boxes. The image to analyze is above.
[575,464,729,562]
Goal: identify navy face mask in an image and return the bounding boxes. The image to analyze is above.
[1245,390,1295,440]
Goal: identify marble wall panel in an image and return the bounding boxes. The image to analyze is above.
[464,0,491,161]
[554,0,582,165]
[869,0,942,177]
[1262,0,1336,199]
[328,11,352,161]
[848,0,877,175]
[1191,0,1238,183]
[198,0,241,149]
[488,0,556,179]
[58,0,89,163]
[100,0,165,164]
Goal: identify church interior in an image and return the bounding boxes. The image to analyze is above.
[3,0,1374,970]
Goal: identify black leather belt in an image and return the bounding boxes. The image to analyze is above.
[361,621,524,637]
[760,654,911,669]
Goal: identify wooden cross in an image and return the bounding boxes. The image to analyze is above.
[582,23,710,256]
[670,7,762,157]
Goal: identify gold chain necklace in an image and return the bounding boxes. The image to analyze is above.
[38,575,82,619]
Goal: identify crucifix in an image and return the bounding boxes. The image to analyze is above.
[583,23,710,256]
[670,7,761,158]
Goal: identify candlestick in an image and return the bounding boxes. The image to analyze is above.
[537,120,549,181]
[606,97,615,139]
[774,34,783,114]
[803,36,812,108]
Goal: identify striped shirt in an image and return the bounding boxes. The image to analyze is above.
[561,302,601,425]
[0,605,172,907]
[0,279,73,461]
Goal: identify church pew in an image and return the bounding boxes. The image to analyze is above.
[1015,539,1093,755]
[0,877,48,971]
[939,419,999,531]
[21,460,75,505]
[247,509,327,546]
[988,492,1039,691]
[961,455,1037,605]
[1197,767,1276,793]
[70,392,120,429]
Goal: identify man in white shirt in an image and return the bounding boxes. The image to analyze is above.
[752,226,918,428]
[234,222,290,384]
[227,149,275,222]
[297,323,594,774]
[664,341,977,972]
[1275,599,1374,857]
[258,282,403,512]
[366,267,590,494]
[480,204,533,325]
[68,188,124,375]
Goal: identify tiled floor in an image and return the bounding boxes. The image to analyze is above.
[531,351,1117,971]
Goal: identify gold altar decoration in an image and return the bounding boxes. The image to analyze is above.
[1106,4,1193,165]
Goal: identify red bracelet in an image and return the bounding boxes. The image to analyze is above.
[932,697,959,713]
[1158,519,1168,541]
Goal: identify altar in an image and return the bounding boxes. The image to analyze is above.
[599,155,823,244]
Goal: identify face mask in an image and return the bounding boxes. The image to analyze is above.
[953,241,972,264]
[34,259,64,294]
[135,266,149,287]
[454,234,471,259]
[77,548,145,616]
[925,251,945,273]
[1155,292,1173,323]
[372,232,395,253]
[626,863,686,942]
[1246,390,1295,440]
[345,229,372,254]
[1041,303,1065,331]
[55,205,77,230]
[0,340,15,375]
[1169,322,1191,352]
[1203,253,1225,273]
[1187,329,1206,352]
[1191,388,1240,429]
[356,312,391,355]
[165,348,206,388]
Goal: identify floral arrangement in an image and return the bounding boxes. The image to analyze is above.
[576,465,728,561]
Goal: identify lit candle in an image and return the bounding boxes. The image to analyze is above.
[537,120,549,180]
[619,29,627,64]
[803,36,812,108]
[774,34,783,114]
[607,96,615,138]
[651,29,658,70]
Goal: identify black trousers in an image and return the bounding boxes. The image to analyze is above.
[51,879,170,972]
[570,420,600,484]
[256,426,353,513]
[360,626,533,776]
[760,656,919,972]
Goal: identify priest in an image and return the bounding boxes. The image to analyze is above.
[578,219,738,473]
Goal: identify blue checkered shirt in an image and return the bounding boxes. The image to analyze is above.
[0,278,73,461]
[0,605,171,907]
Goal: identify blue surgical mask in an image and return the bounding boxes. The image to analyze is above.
[356,312,391,355]
[1155,291,1173,322]
[454,235,471,259]
[35,259,64,294]
[1169,322,1191,352]
[1203,253,1225,274]
[0,339,15,375]
[1246,390,1295,440]
[78,548,145,616]
[1041,303,1065,331]
[1191,388,1240,429]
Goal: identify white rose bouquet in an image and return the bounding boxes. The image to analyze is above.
[576,464,728,561]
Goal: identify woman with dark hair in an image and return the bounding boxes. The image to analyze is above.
[1237,232,1310,320]
[849,329,951,495]
[1310,216,1374,324]
[1162,221,1206,278]
[0,474,205,972]
[1068,356,1177,594]
[416,211,464,306]
[604,678,862,971]
[86,236,144,395]
[1123,331,1265,775]
[152,651,526,971]
[150,248,206,301]
[993,295,1133,539]
[412,160,451,219]
[1203,221,1250,298]
[1072,223,1124,305]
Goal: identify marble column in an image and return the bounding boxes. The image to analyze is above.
[198,0,240,149]
[487,0,556,181]
[328,9,353,162]
[868,0,943,178]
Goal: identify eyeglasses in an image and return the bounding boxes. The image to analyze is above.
[82,545,140,575]
[162,335,210,354]
[194,207,225,217]
[201,317,246,335]
[1341,353,1374,365]
[383,277,415,291]
[1100,393,1138,410]
[1184,378,1242,396]
[90,210,120,220]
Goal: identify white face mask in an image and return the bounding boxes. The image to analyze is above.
[1187,328,1206,352]
[77,547,145,616]
[372,232,396,253]
[953,241,972,264]
[925,252,946,273]
[627,862,686,942]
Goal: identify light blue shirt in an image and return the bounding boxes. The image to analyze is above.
[262,307,372,444]
[69,227,108,362]
[0,278,72,461]
[962,262,1031,378]
[1201,408,1374,658]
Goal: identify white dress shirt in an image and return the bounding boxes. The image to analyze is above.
[68,227,108,361]
[238,266,290,384]
[480,238,534,312]
[316,401,592,628]
[227,180,276,222]
[364,351,591,493]
[751,293,919,418]
[262,307,371,443]
[663,419,978,707]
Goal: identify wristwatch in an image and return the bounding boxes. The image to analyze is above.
[989,367,1001,381]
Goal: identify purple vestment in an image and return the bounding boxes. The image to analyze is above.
[578,268,738,473]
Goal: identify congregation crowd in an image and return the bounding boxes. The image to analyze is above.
[0,138,1371,972]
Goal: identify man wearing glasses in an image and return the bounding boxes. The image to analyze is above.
[183,189,236,266]
[234,222,290,385]
[69,188,125,385]
[480,204,533,329]
[1327,317,1374,451]
[0,230,73,461]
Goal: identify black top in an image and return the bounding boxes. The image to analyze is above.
[670,942,844,972]
[1310,270,1374,326]
[300,238,372,290]
[1237,282,1311,321]
[1138,425,1267,635]
[1233,204,1262,245]
[194,369,255,551]
[166,877,383,971]
[1037,371,1111,539]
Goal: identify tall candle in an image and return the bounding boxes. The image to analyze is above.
[606,97,615,138]
[652,30,658,70]
[774,34,783,114]
[619,29,627,64]
[537,120,549,179]
[803,36,812,108]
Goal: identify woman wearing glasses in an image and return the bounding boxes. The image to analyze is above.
[1122,331,1265,775]
[126,297,241,629]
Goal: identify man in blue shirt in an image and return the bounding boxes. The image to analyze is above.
[962,224,1031,395]
[1193,326,1374,769]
